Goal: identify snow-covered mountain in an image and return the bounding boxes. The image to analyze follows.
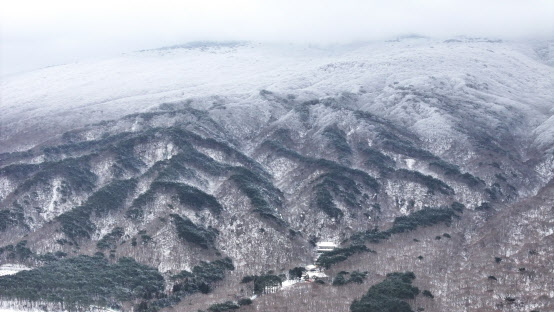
[2,39,553,153]
[0,38,552,312]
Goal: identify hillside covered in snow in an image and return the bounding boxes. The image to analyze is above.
[0,38,553,312]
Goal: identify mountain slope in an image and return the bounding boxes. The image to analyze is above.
[0,38,552,312]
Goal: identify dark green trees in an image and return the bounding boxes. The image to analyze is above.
[350,272,419,312]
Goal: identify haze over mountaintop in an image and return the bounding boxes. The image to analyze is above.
[0,38,553,312]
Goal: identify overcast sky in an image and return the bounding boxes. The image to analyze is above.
[1,0,553,77]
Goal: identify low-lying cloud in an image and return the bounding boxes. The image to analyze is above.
[2,0,553,76]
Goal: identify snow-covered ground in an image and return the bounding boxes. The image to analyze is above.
[281,279,301,289]
[0,302,118,312]
[0,308,44,312]
[0,264,31,277]
[0,307,118,312]
[1,39,552,153]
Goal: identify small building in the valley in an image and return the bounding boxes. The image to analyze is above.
[306,265,318,272]
[302,264,328,281]
[316,241,337,254]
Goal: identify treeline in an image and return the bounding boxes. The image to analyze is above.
[240,274,283,294]
[316,245,374,269]
[332,270,368,286]
[0,254,236,312]
[0,254,164,310]
[57,179,138,239]
[170,214,218,249]
[351,203,463,244]
[141,257,235,311]
[199,298,252,312]
[350,272,419,312]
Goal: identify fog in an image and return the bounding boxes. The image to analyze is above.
[1,0,553,76]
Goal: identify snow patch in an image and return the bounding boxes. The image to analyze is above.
[0,264,32,277]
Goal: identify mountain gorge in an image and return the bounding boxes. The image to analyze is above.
[0,38,553,312]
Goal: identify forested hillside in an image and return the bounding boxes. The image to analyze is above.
[0,38,552,312]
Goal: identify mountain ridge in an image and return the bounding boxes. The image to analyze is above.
[0,38,552,312]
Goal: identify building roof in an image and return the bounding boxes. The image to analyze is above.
[316,242,337,247]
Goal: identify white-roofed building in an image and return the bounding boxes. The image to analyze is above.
[316,242,337,254]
